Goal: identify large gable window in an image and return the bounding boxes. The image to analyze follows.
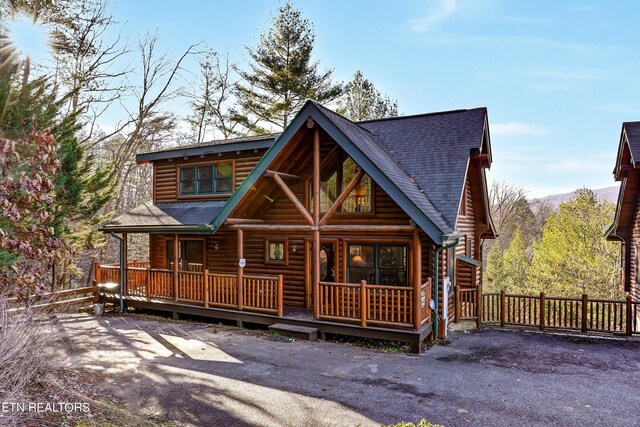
[309,153,372,214]
[179,163,233,195]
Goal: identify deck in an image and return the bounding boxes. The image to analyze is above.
[98,291,433,353]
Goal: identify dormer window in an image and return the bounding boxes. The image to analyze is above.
[179,162,233,195]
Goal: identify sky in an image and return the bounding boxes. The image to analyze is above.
[6,0,640,198]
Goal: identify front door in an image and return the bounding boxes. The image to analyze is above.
[166,239,204,271]
[306,240,337,308]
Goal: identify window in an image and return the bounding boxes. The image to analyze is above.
[179,163,233,195]
[265,238,288,265]
[347,244,408,285]
[309,153,372,214]
[166,239,204,271]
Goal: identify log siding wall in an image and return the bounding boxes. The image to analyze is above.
[153,150,265,203]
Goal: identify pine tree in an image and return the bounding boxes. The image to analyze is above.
[0,38,116,287]
[337,70,398,121]
[235,1,343,133]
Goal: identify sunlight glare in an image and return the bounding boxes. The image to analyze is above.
[6,15,51,63]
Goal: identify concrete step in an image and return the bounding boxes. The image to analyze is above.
[269,323,318,341]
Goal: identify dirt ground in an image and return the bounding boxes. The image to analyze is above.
[39,312,640,426]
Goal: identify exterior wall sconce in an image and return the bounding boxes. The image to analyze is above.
[291,243,298,253]
[213,242,220,251]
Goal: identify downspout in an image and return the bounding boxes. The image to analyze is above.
[433,233,460,339]
[110,232,125,313]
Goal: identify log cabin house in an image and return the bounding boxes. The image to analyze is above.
[607,121,640,302]
[97,100,496,352]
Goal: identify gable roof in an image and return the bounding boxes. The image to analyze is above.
[358,107,489,230]
[608,121,640,240]
[209,101,491,245]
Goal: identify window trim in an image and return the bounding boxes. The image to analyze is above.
[176,160,235,199]
[264,237,289,265]
[346,243,409,286]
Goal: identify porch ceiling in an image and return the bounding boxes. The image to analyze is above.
[101,200,226,233]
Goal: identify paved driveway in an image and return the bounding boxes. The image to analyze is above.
[53,313,640,427]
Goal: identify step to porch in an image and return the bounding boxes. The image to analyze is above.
[269,323,318,341]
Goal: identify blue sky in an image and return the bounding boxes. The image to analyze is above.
[9,0,640,197]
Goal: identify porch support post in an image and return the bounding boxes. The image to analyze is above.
[413,230,422,329]
[173,234,179,301]
[312,127,321,318]
[237,228,244,310]
[122,233,128,298]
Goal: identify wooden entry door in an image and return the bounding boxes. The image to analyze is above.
[306,240,338,308]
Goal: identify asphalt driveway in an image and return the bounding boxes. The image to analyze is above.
[52,313,640,427]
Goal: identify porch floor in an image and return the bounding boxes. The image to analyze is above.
[99,293,433,353]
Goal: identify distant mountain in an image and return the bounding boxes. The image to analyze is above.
[531,186,619,208]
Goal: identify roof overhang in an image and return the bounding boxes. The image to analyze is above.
[101,201,225,234]
[136,136,276,164]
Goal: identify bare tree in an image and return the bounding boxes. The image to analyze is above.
[489,181,529,234]
[184,49,243,142]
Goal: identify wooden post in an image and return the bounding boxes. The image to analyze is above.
[94,262,101,285]
[173,234,179,301]
[500,290,505,327]
[277,274,284,317]
[476,283,482,329]
[360,280,367,327]
[237,228,244,310]
[146,267,151,302]
[454,286,461,323]
[204,269,210,308]
[540,292,545,330]
[122,233,128,296]
[312,128,321,319]
[626,295,633,336]
[413,230,422,329]
[581,293,588,333]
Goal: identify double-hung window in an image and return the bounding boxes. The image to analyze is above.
[179,163,233,195]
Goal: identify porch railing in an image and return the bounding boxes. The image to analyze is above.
[317,278,433,329]
[95,263,283,317]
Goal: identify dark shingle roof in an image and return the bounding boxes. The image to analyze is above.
[314,103,454,233]
[102,201,226,232]
[624,122,640,162]
[359,108,487,230]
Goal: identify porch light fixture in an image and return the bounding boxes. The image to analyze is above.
[291,242,298,253]
[213,241,220,250]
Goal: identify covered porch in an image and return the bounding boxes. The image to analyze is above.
[95,259,433,332]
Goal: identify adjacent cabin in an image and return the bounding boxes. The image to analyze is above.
[607,121,640,301]
[97,100,495,351]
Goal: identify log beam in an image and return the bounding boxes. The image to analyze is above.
[264,170,300,181]
[272,172,314,226]
[318,169,365,226]
[313,128,321,318]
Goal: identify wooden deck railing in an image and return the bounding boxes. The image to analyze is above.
[455,286,478,321]
[6,286,98,313]
[95,263,283,317]
[96,262,429,329]
[480,290,640,336]
[317,279,433,329]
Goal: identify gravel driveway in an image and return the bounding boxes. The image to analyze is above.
[52,313,640,427]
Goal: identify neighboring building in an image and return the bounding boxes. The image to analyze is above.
[97,100,495,351]
[607,121,640,301]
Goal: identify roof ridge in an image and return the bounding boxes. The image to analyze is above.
[313,102,454,230]
[356,107,487,124]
